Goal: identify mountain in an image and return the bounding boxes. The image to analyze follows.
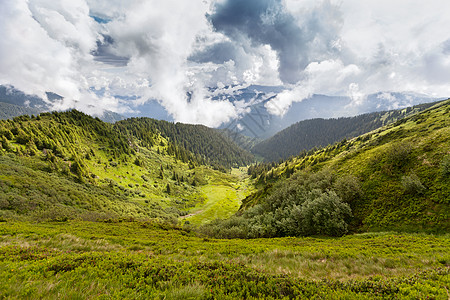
[219,87,441,141]
[252,100,441,161]
[0,85,49,109]
[2,84,441,136]
[0,97,448,300]
[202,99,450,238]
[0,102,42,120]
[0,110,247,222]
[115,118,254,170]
[0,85,125,123]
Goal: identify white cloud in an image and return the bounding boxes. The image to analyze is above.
[1,0,450,126]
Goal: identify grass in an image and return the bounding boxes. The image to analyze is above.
[183,168,254,225]
[0,221,449,299]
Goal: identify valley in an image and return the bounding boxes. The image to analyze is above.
[0,99,449,299]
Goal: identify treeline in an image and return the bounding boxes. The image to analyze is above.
[0,111,131,178]
[0,111,254,174]
[252,101,439,161]
[116,118,254,169]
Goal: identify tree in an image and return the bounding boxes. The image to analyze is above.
[1,136,12,151]
[297,190,352,236]
[159,165,164,179]
[441,155,450,176]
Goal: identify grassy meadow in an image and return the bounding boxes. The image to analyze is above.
[1,221,449,299]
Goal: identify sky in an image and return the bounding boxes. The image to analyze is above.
[1,0,450,127]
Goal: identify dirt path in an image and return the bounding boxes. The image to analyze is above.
[179,210,203,219]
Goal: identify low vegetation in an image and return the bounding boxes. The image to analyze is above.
[200,170,353,238]
[1,221,449,299]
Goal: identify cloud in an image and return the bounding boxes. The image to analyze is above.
[1,0,450,126]
[209,0,340,84]
[264,0,450,113]
[0,0,124,116]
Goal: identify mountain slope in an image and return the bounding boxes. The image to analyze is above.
[219,87,441,139]
[202,99,450,238]
[252,101,440,161]
[0,110,245,222]
[0,102,42,120]
[115,118,254,169]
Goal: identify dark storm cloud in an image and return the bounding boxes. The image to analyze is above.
[92,34,129,67]
[189,41,237,64]
[209,0,310,84]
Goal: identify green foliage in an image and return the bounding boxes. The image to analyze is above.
[115,117,254,169]
[299,190,352,236]
[383,141,412,174]
[244,99,450,233]
[1,136,12,151]
[401,173,426,195]
[441,154,450,176]
[201,170,352,238]
[0,109,249,224]
[333,174,363,203]
[0,155,179,221]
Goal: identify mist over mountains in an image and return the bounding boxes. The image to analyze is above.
[1,84,441,140]
[215,85,442,139]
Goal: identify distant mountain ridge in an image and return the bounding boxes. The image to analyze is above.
[0,85,125,123]
[219,88,441,140]
[0,102,42,120]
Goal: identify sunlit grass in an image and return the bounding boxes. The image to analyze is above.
[183,168,253,225]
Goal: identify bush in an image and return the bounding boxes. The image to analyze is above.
[401,173,426,195]
[385,141,412,170]
[333,175,363,203]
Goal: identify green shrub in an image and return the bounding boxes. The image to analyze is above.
[333,175,363,203]
[401,173,426,195]
[385,141,412,170]
[201,171,352,238]
[296,190,352,236]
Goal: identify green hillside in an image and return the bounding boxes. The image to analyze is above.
[204,99,450,238]
[115,117,254,170]
[0,111,247,223]
[252,101,439,161]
